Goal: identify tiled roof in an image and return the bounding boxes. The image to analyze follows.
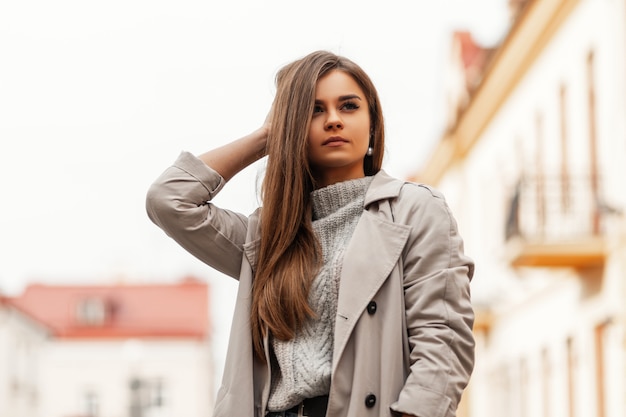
[7,277,210,339]
[454,31,485,70]
[1,294,52,333]
[453,30,494,91]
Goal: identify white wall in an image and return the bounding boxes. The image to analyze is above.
[37,338,213,417]
[0,305,48,417]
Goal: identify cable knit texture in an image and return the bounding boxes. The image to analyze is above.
[267,176,374,411]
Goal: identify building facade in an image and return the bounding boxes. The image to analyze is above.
[4,278,213,417]
[0,297,49,417]
[413,0,626,416]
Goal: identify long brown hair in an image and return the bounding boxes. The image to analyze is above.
[251,51,385,359]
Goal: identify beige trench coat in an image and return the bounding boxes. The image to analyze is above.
[146,152,475,417]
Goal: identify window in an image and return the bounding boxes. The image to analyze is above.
[559,84,571,213]
[566,337,576,417]
[586,50,600,234]
[541,348,551,417]
[81,390,99,417]
[128,376,167,417]
[75,298,107,326]
[594,322,607,417]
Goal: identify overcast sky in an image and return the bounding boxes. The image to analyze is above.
[0,0,509,388]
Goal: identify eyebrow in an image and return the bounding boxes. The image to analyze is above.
[315,94,363,103]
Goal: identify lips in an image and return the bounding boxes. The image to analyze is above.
[322,136,349,146]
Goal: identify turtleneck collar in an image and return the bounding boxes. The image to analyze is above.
[311,176,374,220]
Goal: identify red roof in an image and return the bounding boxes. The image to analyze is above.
[454,31,485,70]
[1,294,52,332]
[7,277,210,340]
[453,31,494,91]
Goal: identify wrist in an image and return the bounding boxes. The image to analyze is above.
[244,127,268,159]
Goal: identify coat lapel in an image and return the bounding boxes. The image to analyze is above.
[332,197,410,372]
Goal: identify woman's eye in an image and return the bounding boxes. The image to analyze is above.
[313,105,324,113]
[341,101,359,110]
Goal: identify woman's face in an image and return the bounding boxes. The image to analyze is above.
[307,70,371,187]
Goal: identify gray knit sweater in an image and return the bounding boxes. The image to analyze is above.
[267,176,374,411]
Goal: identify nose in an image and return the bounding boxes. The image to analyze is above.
[324,110,343,130]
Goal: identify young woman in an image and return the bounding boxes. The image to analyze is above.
[146,50,475,417]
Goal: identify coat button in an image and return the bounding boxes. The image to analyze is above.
[364,393,376,408]
[367,301,377,315]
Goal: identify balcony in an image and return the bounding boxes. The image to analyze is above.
[504,175,616,268]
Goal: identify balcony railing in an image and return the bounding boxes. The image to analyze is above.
[504,175,613,268]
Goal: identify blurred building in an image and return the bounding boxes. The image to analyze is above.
[412,0,626,416]
[0,295,49,417]
[2,277,213,417]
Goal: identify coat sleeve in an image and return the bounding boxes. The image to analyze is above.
[145,151,250,279]
[391,184,475,417]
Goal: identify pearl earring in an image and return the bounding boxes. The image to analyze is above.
[366,147,373,156]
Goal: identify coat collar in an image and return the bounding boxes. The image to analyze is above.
[364,169,405,207]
